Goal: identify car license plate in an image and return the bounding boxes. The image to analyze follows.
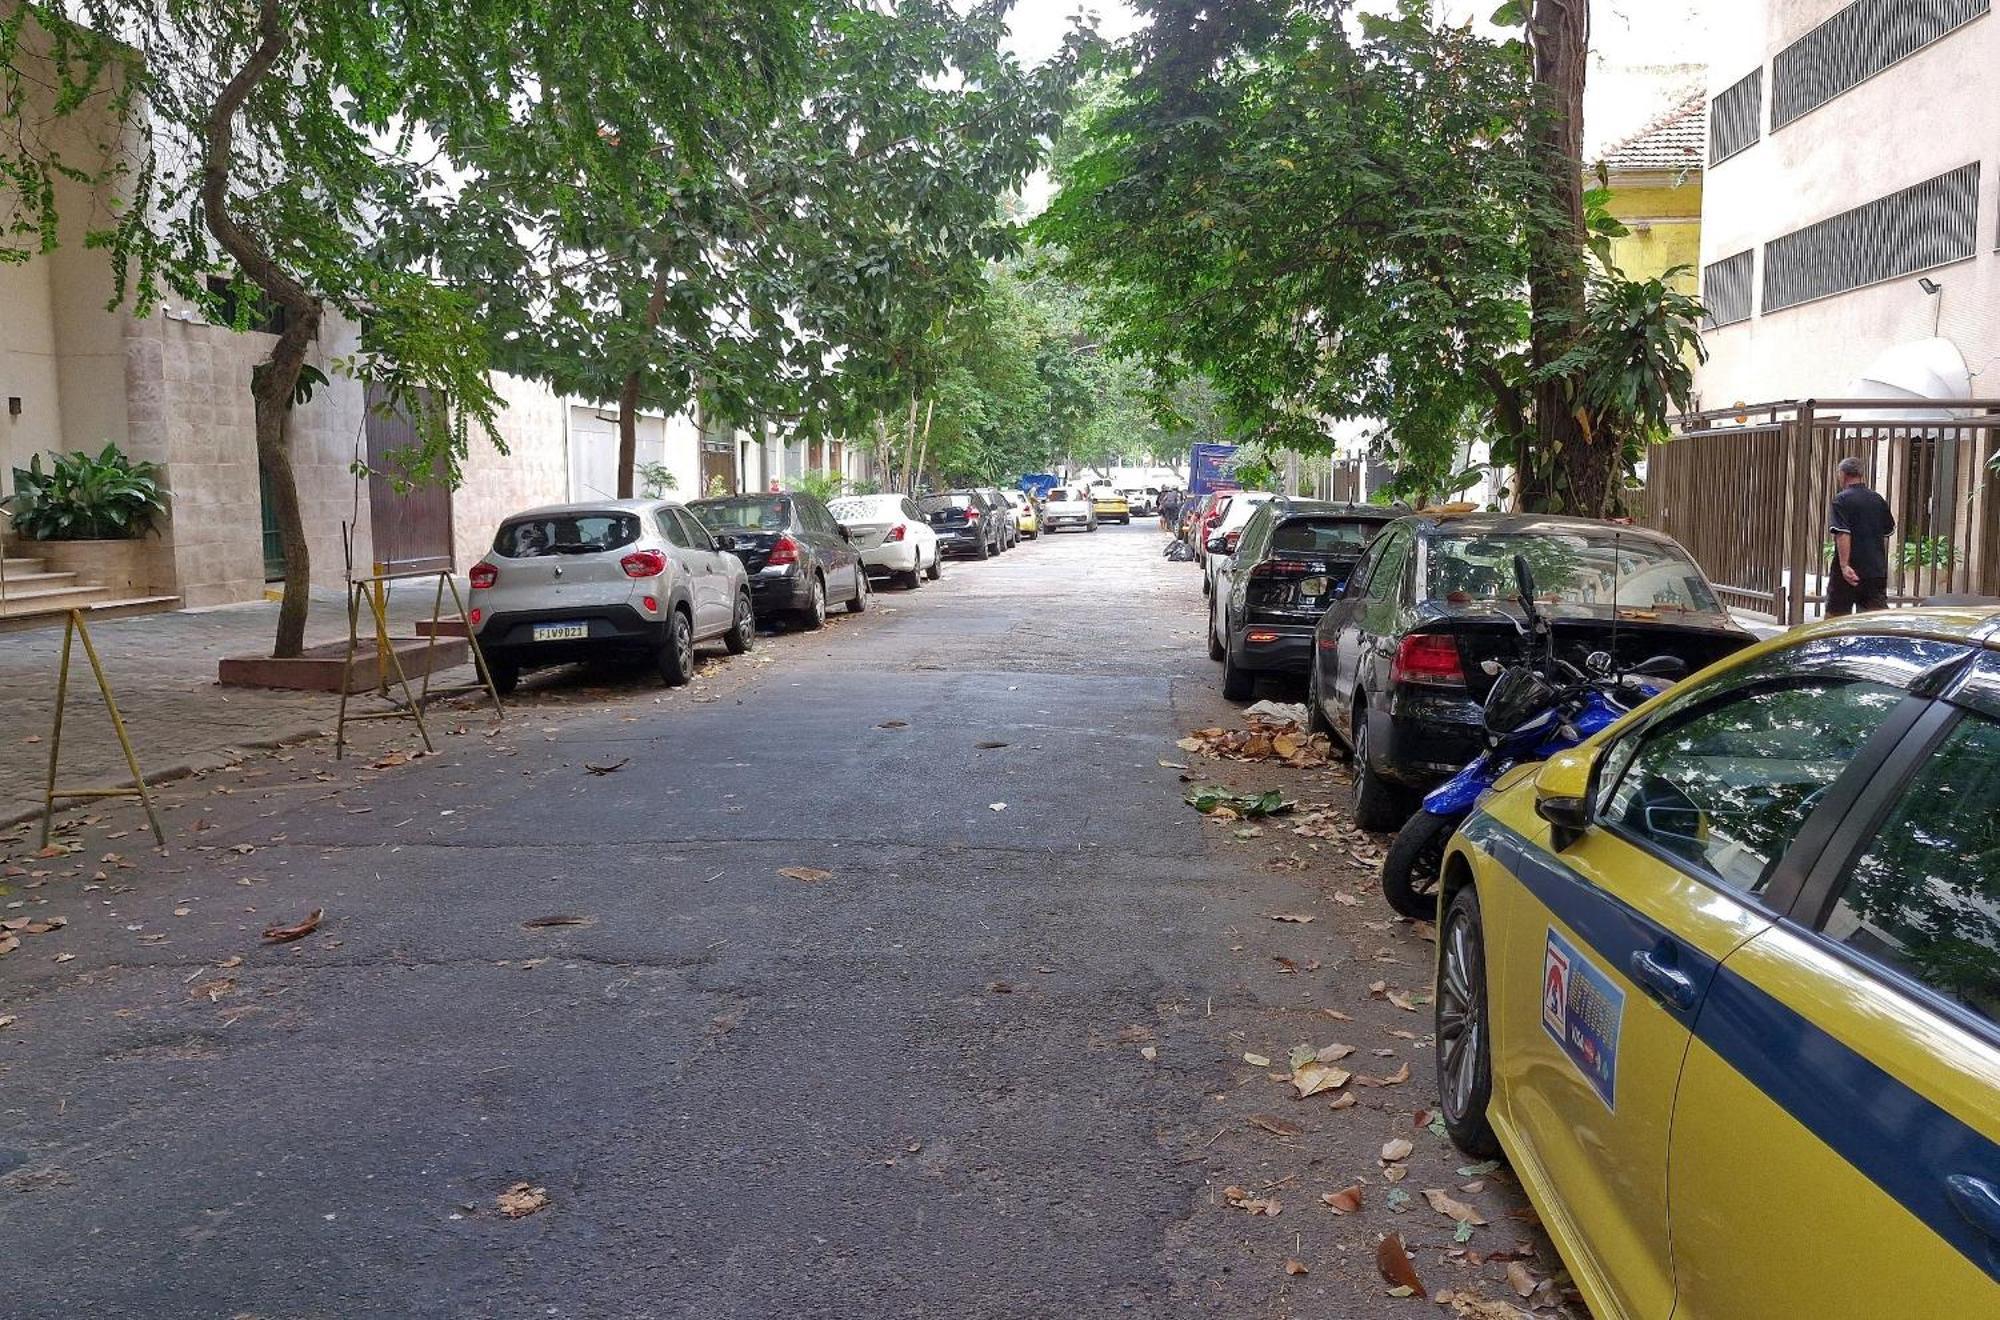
[532,622,588,642]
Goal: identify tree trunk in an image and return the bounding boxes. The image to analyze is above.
[199,0,321,657]
[616,272,673,499]
[1519,0,1613,517]
[899,396,920,493]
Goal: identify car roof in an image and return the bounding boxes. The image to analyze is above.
[1265,498,1402,521]
[1398,511,1686,549]
[688,492,788,502]
[1785,605,2000,650]
[502,498,667,519]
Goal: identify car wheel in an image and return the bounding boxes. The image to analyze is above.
[973,534,991,560]
[723,591,755,654]
[1206,599,1226,662]
[926,551,943,581]
[1382,809,1461,921]
[1351,699,1410,832]
[485,655,520,696]
[799,575,827,630]
[1221,648,1254,701]
[902,558,923,589]
[1306,665,1334,737]
[658,608,695,687]
[846,569,869,614]
[1437,884,1502,1157]
[1201,570,1211,597]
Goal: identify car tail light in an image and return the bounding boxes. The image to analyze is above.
[470,562,498,589]
[1246,628,1280,644]
[620,549,667,578]
[887,524,906,542]
[642,595,658,612]
[1223,530,1242,552]
[468,607,482,625]
[963,508,980,523]
[1391,633,1466,687]
[767,534,800,566]
[1251,559,1309,578]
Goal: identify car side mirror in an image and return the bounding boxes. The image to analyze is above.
[1206,535,1229,554]
[1533,746,1598,850]
[714,534,737,552]
[838,524,854,542]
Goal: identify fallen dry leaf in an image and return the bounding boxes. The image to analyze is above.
[1322,1185,1365,1214]
[1243,1051,1273,1068]
[582,758,630,775]
[1423,1188,1488,1225]
[1506,1262,1537,1298]
[878,720,909,729]
[1333,891,1361,907]
[1284,1258,1309,1276]
[1247,1113,1304,1138]
[216,955,245,969]
[496,1181,550,1218]
[1291,1061,1351,1099]
[1316,1042,1356,1062]
[261,909,323,942]
[973,740,1009,750]
[1327,1093,1358,1111]
[521,914,593,928]
[1139,1045,1158,1062]
[1381,1137,1414,1162]
[1388,990,1420,1013]
[777,867,832,883]
[1222,1185,1282,1216]
[1376,1232,1427,1298]
[1266,913,1316,924]
[189,977,236,1003]
[1355,1062,1413,1087]
[0,1014,15,1029]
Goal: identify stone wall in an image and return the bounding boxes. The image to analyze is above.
[452,374,571,570]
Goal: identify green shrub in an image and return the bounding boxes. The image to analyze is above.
[8,443,168,541]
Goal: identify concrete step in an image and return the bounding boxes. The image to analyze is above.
[0,582,111,615]
[2,556,48,576]
[0,570,83,595]
[0,592,182,633]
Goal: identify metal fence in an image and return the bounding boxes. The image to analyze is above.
[1639,399,2000,624]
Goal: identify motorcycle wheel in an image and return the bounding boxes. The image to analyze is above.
[1381,809,1464,921]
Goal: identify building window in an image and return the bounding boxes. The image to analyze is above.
[1709,70,1762,165]
[205,275,287,335]
[1702,250,1755,328]
[1762,163,1979,313]
[1771,0,1989,129]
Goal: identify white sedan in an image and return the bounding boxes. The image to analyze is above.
[827,494,943,590]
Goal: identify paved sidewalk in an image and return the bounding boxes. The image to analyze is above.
[0,586,476,827]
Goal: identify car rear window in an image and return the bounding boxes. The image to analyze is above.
[1429,531,1722,614]
[827,496,898,522]
[1273,518,1386,556]
[1047,488,1080,502]
[920,495,975,512]
[691,497,790,531]
[494,513,640,558]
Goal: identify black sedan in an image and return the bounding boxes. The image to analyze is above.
[1308,512,1754,830]
[1208,498,1401,700]
[688,491,868,629]
[920,490,1007,559]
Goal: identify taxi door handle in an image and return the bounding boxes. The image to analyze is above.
[1946,1175,2000,1246]
[1628,948,1698,1012]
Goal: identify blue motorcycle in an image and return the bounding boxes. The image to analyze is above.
[1378,555,1685,921]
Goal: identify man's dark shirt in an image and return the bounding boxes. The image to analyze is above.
[1830,483,1895,579]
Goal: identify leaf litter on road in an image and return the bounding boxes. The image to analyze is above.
[777,867,831,883]
[261,909,323,942]
[496,1182,550,1218]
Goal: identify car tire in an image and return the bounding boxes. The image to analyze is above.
[723,591,755,654]
[1221,647,1254,701]
[926,551,943,581]
[846,569,869,614]
[1351,699,1410,832]
[799,575,827,630]
[486,655,520,697]
[1437,884,1502,1158]
[658,608,696,687]
[1306,665,1334,737]
[1201,570,1211,597]
[902,559,923,590]
[1382,809,1461,921]
[1207,600,1226,662]
[974,535,991,561]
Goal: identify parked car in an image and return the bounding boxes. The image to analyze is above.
[1121,486,1158,517]
[470,500,754,692]
[1001,488,1040,539]
[1040,485,1098,533]
[1177,493,1213,544]
[1208,499,1402,700]
[920,489,1007,558]
[826,493,942,589]
[1201,489,1277,596]
[1193,493,1234,568]
[688,490,868,629]
[978,486,1022,549]
[1308,513,1753,830]
[1091,485,1132,525]
[1432,606,2000,1320]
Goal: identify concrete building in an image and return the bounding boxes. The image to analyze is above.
[1598,90,1706,293]
[1695,0,1998,408]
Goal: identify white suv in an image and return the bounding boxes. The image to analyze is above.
[470,500,754,692]
[1201,490,1276,596]
[1040,486,1097,533]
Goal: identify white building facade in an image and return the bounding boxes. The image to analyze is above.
[1696,0,1999,406]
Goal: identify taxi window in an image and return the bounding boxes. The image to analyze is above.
[1598,678,1907,895]
[1821,709,2000,1025]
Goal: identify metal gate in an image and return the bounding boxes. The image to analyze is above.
[365,383,455,575]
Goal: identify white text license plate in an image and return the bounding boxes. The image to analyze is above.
[532,622,588,642]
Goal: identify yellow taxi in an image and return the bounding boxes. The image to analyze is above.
[1434,608,2000,1319]
[1090,486,1131,525]
[1003,489,1040,539]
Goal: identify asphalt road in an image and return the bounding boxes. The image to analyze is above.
[1,521,1561,1318]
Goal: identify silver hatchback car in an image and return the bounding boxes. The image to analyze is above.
[469,500,755,692]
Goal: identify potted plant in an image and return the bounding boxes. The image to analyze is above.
[7,443,170,596]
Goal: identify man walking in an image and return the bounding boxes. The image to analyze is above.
[1827,456,1895,615]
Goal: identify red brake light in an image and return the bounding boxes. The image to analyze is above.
[1223,530,1242,552]
[642,595,658,612]
[1251,559,1310,578]
[767,535,799,567]
[1391,633,1466,687]
[963,508,981,523]
[887,524,906,542]
[470,562,498,589]
[469,607,482,625]
[1245,628,1281,644]
[620,549,667,579]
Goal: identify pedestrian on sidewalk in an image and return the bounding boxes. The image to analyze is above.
[1158,487,1183,531]
[1826,456,1895,616]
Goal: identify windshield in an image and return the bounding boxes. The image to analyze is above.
[828,496,899,523]
[494,513,640,559]
[690,497,790,531]
[1273,518,1387,556]
[1047,488,1081,502]
[1428,531,1722,614]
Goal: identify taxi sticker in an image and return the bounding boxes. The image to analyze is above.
[1542,928,1625,1111]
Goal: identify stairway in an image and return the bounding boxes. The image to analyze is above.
[0,552,180,631]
